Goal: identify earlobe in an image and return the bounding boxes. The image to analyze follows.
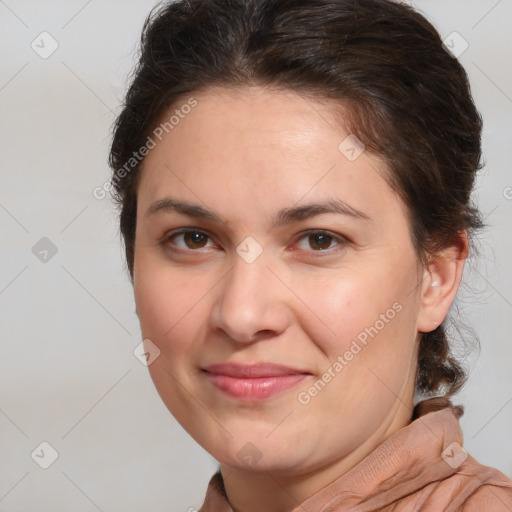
[416,232,468,333]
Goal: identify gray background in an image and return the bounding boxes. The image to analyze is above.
[0,1,511,510]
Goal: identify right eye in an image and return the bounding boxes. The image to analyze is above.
[160,229,216,252]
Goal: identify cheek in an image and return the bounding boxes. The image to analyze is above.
[133,257,212,423]
[291,270,420,432]
[292,269,412,349]
[290,261,421,403]
[133,254,207,353]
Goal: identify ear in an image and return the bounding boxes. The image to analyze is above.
[416,231,468,333]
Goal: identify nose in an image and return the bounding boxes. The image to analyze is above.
[209,254,291,344]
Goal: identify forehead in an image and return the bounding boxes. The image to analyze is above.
[136,86,404,229]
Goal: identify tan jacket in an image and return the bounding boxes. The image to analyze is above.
[198,399,512,511]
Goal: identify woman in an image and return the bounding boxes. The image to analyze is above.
[108,0,512,510]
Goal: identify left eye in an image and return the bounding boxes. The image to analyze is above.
[166,230,215,250]
[296,231,344,251]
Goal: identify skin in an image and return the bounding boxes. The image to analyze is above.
[132,86,467,512]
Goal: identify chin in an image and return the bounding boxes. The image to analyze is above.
[205,431,312,474]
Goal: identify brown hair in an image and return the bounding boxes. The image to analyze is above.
[109,0,484,401]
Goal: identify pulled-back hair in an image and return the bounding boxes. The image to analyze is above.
[109,0,484,400]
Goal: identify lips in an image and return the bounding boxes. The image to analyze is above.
[202,363,311,401]
[203,362,309,378]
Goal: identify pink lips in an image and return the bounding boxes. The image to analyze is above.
[202,363,310,401]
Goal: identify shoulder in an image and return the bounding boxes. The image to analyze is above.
[448,455,512,511]
[462,486,512,511]
[410,400,512,510]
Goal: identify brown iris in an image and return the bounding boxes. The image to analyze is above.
[308,233,333,250]
[183,231,208,249]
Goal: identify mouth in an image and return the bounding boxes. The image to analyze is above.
[201,363,312,401]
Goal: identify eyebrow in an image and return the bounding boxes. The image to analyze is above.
[144,197,371,225]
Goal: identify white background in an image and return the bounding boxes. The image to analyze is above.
[0,1,511,510]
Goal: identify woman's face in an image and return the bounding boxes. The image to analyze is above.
[133,86,429,475]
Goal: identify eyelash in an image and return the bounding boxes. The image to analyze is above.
[158,228,348,256]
